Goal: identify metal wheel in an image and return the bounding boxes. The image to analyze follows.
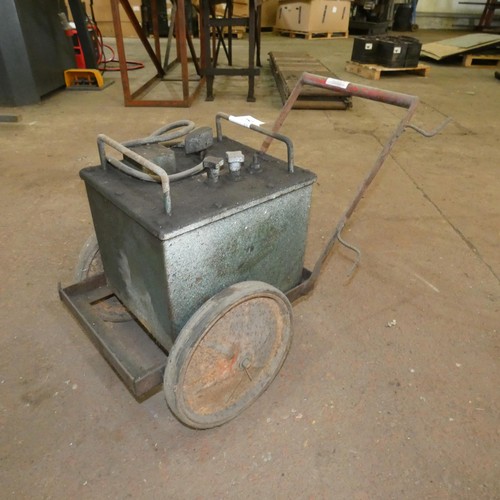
[74,233,102,282]
[74,233,131,323]
[164,281,293,429]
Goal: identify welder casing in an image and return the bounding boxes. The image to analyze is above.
[80,137,316,352]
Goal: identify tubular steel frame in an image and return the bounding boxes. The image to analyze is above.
[260,72,450,302]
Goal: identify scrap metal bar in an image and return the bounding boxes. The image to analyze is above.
[0,115,20,123]
[151,0,161,62]
[176,0,190,99]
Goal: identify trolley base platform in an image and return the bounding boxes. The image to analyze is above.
[59,274,168,399]
[59,268,314,401]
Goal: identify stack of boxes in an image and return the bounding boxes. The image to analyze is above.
[351,35,422,68]
[258,0,281,29]
[83,0,351,38]
[84,0,142,37]
[215,0,279,30]
[216,0,350,34]
[274,0,350,35]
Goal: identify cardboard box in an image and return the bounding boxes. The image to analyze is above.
[216,0,278,29]
[275,0,350,34]
[215,3,249,19]
[234,0,279,28]
[88,0,142,22]
[66,0,142,37]
[261,0,279,27]
[92,21,140,38]
[213,4,247,38]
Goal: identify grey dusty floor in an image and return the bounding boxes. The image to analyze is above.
[1,30,499,499]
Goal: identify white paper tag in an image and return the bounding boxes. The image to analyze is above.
[325,77,350,89]
[365,43,373,50]
[228,115,265,128]
[394,47,402,54]
[332,6,337,12]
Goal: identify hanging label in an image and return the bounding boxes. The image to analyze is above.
[332,6,337,12]
[325,77,350,89]
[228,115,265,128]
[365,43,373,50]
[394,47,402,54]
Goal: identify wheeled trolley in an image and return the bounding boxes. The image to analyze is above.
[60,75,448,428]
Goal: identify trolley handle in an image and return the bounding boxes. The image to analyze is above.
[97,134,172,216]
[215,112,295,173]
[265,73,451,303]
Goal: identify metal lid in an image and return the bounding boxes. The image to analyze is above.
[81,137,316,241]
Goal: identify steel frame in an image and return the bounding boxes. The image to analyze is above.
[199,0,261,101]
[111,0,204,107]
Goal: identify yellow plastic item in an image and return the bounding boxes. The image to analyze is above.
[64,69,104,89]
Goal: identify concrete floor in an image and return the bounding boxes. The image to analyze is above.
[1,30,499,499]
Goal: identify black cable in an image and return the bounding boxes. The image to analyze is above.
[88,0,145,73]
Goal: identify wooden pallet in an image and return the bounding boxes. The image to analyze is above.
[345,60,430,80]
[462,53,500,68]
[274,28,348,40]
[269,51,352,110]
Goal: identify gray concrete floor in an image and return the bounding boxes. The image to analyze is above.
[1,30,499,499]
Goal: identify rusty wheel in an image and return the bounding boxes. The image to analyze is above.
[74,233,132,323]
[74,233,102,282]
[164,281,293,429]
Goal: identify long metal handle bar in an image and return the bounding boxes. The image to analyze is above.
[273,72,422,302]
[215,112,295,173]
[261,72,421,153]
[97,134,172,216]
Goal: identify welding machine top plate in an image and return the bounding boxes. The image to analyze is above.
[80,135,316,354]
